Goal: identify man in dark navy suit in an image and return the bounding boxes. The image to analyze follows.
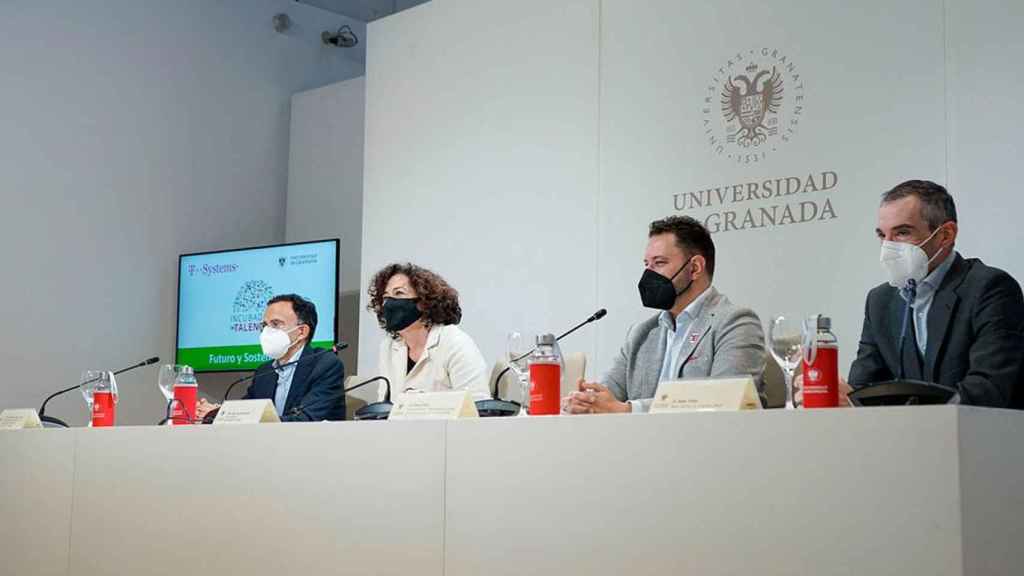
[196,294,346,421]
[847,180,1024,408]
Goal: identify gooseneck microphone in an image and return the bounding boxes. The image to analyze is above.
[38,356,160,428]
[201,347,337,424]
[848,279,956,406]
[896,279,917,381]
[343,376,392,420]
[478,308,608,417]
[556,308,608,342]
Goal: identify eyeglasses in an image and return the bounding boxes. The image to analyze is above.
[260,320,305,331]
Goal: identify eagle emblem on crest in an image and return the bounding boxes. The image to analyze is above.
[720,63,784,148]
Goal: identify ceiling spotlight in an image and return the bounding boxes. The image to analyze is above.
[322,25,358,48]
[272,13,292,33]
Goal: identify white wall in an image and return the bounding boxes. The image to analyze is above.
[359,0,1024,395]
[596,0,945,383]
[946,0,1024,284]
[360,0,600,400]
[0,0,364,425]
[286,77,366,374]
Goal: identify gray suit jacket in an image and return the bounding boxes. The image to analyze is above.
[601,287,767,412]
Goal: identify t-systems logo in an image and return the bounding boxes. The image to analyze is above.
[187,263,239,277]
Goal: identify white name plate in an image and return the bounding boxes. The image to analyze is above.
[213,400,281,424]
[649,377,761,413]
[388,391,479,420]
[0,409,43,430]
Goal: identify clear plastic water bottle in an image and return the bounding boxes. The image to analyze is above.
[171,366,198,425]
[528,334,564,415]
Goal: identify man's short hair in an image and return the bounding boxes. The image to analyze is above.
[267,293,317,341]
[881,180,957,231]
[648,215,716,277]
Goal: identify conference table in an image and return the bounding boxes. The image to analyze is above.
[2,406,1021,576]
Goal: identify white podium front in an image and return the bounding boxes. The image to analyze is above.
[0,430,75,576]
[69,421,447,576]
[444,407,1023,576]
[0,407,1021,576]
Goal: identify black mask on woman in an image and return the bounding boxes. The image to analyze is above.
[382,297,422,332]
[638,258,693,310]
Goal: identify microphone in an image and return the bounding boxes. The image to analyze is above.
[478,309,607,417]
[849,279,956,407]
[896,279,917,381]
[220,348,334,403]
[38,356,160,428]
[344,376,392,420]
[202,347,336,424]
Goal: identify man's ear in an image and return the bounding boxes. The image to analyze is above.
[942,221,959,248]
[690,255,707,279]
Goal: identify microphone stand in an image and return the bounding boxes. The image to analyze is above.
[201,347,336,424]
[848,280,956,406]
[38,356,160,428]
[478,309,607,417]
[345,376,392,421]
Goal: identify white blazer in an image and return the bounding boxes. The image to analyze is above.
[377,324,490,401]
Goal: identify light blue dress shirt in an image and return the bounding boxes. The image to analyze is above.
[900,250,956,355]
[273,346,303,415]
[657,286,713,382]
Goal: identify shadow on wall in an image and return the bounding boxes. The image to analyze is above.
[336,290,361,374]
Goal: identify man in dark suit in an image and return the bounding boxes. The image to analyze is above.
[196,294,346,421]
[846,180,1024,408]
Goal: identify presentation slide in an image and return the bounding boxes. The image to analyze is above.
[176,239,338,371]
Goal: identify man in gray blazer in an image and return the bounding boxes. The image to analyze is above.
[564,216,766,414]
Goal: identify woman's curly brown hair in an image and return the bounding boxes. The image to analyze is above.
[367,263,462,337]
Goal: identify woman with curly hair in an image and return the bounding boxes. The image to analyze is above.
[367,263,489,401]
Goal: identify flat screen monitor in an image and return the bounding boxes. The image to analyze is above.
[176,239,339,372]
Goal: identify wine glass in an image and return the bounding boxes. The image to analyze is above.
[79,370,117,425]
[157,364,183,402]
[507,331,533,415]
[768,315,803,409]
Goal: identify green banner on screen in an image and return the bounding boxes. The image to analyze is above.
[177,341,334,371]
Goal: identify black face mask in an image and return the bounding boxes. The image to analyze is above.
[382,297,422,332]
[638,258,693,310]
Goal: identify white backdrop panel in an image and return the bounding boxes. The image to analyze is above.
[597,0,946,378]
[359,0,1024,388]
[946,0,1024,284]
[361,0,601,380]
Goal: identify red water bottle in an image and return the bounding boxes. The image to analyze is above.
[802,315,839,408]
[528,333,563,415]
[91,372,118,427]
[171,366,198,425]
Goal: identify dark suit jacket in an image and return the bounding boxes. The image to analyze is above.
[849,253,1024,408]
[243,345,346,421]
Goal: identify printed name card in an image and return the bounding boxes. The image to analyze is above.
[213,400,281,424]
[0,409,43,430]
[388,391,479,420]
[649,377,762,413]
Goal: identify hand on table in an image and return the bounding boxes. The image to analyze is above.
[561,379,630,414]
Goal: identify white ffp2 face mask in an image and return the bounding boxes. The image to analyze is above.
[879,226,943,289]
[260,325,300,360]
